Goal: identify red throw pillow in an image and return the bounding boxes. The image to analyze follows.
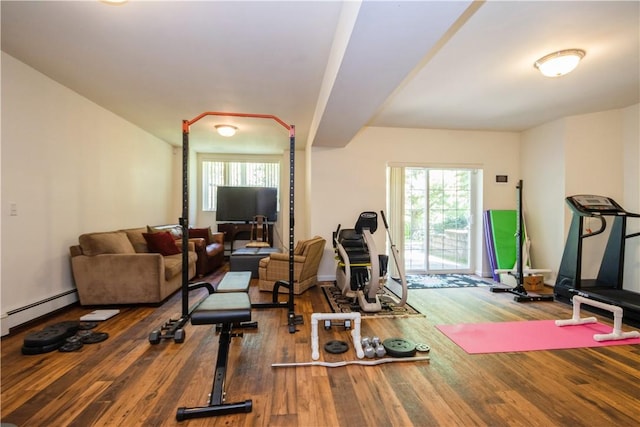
[189,227,210,244]
[143,232,181,256]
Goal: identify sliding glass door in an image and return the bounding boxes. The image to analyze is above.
[403,168,474,274]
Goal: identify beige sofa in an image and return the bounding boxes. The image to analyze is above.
[70,227,197,306]
[257,236,326,295]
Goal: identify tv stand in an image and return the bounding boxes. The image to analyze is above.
[218,222,274,253]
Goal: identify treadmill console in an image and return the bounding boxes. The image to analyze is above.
[566,195,626,215]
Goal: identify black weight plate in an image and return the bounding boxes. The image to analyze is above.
[415,343,431,353]
[59,341,84,352]
[45,321,80,334]
[21,341,64,355]
[23,327,70,348]
[78,321,98,330]
[66,335,83,343]
[76,330,93,337]
[324,340,349,354]
[382,338,417,358]
[81,332,109,344]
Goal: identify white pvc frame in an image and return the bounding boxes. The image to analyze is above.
[310,312,364,360]
[555,295,640,341]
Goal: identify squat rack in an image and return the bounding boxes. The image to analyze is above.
[150,112,302,344]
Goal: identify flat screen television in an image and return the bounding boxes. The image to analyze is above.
[215,186,278,222]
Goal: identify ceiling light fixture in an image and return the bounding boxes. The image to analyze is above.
[215,125,238,137]
[534,49,586,77]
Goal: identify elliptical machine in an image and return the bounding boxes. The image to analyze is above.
[333,211,407,312]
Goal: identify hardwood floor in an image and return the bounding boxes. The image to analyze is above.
[2,268,640,426]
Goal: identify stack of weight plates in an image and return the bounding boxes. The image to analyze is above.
[21,321,107,355]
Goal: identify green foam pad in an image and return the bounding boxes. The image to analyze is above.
[488,210,517,269]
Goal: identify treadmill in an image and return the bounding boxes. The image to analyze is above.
[555,195,640,324]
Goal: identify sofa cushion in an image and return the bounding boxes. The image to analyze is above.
[163,253,183,280]
[122,227,149,253]
[163,252,197,280]
[189,227,211,244]
[79,231,136,256]
[143,232,181,256]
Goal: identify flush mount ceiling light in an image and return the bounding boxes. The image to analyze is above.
[534,49,586,77]
[215,125,238,137]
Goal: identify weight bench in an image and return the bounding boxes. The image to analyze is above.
[176,272,254,421]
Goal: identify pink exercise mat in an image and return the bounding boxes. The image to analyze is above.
[436,319,640,354]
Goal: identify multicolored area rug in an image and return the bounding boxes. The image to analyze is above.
[397,274,494,289]
[320,283,424,319]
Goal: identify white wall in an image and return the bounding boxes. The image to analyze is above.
[1,53,178,334]
[564,111,624,198]
[565,111,624,278]
[522,106,639,290]
[310,126,521,280]
[521,119,566,279]
[622,104,640,292]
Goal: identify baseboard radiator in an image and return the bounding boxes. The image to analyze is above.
[2,289,78,336]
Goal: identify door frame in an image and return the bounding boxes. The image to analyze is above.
[387,164,483,276]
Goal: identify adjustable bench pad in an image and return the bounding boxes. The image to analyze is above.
[216,271,252,293]
[191,293,251,325]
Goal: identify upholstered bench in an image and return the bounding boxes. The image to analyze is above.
[176,271,253,421]
[216,271,252,293]
[190,292,251,326]
[229,247,280,278]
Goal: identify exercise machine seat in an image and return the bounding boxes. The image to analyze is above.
[191,292,251,325]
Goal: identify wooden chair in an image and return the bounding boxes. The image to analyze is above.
[246,215,270,248]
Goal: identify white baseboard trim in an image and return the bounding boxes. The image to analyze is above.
[476,268,492,278]
[2,290,78,336]
[1,313,9,337]
[318,274,336,282]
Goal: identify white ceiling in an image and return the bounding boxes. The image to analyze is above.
[2,1,638,154]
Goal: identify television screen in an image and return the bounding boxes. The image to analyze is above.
[216,186,278,222]
[255,187,278,221]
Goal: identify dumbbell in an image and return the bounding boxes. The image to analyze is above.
[361,336,386,358]
[372,336,386,357]
[362,337,375,358]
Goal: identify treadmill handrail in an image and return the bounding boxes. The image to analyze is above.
[582,216,607,238]
[566,194,639,217]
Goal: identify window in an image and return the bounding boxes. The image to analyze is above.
[419,168,472,271]
[202,159,280,211]
[389,165,478,274]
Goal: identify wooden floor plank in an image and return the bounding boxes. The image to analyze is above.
[2,269,640,426]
